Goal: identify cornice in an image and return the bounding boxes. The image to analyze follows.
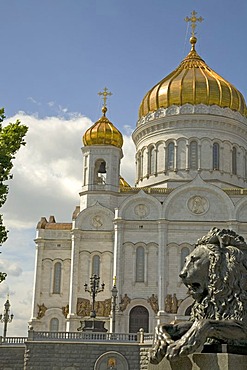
[133,104,247,147]
[136,104,247,127]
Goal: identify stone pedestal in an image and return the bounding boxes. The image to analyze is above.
[78,319,107,332]
[148,353,247,370]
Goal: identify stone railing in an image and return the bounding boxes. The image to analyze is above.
[0,330,154,344]
[28,329,153,343]
[0,336,27,345]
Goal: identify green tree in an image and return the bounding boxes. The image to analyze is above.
[0,108,28,282]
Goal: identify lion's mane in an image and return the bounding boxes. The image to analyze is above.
[191,229,247,327]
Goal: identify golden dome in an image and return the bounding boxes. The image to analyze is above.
[83,107,123,148]
[139,37,247,118]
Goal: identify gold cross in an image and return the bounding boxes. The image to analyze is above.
[98,87,112,107]
[185,10,204,37]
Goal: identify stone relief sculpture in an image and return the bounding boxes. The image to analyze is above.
[37,303,47,319]
[119,294,131,312]
[148,294,159,314]
[164,294,172,313]
[77,298,91,316]
[77,297,111,317]
[150,228,247,363]
[62,304,69,318]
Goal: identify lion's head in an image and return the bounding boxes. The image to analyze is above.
[180,228,247,323]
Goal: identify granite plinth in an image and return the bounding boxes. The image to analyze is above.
[148,353,247,370]
[80,319,107,332]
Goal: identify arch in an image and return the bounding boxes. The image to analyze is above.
[94,351,129,370]
[53,261,62,294]
[189,140,198,169]
[118,190,162,220]
[163,175,235,220]
[50,317,59,332]
[213,142,220,170]
[129,305,149,333]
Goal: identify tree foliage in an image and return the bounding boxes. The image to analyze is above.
[0,108,28,277]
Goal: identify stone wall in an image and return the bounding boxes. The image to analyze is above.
[0,345,25,370]
[24,341,142,370]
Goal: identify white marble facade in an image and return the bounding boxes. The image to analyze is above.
[29,101,247,334]
[29,34,247,334]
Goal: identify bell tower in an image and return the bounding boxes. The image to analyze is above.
[81,88,123,196]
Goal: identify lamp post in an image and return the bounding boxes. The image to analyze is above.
[84,274,105,318]
[0,298,14,339]
[111,281,118,333]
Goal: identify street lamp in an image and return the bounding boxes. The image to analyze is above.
[84,274,105,318]
[0,298,14,339]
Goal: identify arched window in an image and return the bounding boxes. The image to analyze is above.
[137,152,142,179]
[53,262,62,294]
[167,142,174,169]
[92,255,100,276]
[50,318,59,332]
[189,141,198,170]
[94,159,106,184]
[149,147,155,175]
[129,306,149,333]
[232,147,237,175]
[181,247,190,270]
[136,246,145,282]
[213,143,220,170]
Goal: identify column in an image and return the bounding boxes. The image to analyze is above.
[30,242,44,320]
[66,231,80,332]
[157,220,168,312]
[113,210,124,298]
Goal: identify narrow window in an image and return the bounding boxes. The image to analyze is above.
[213,143,219,170]
[136,246,145,282]
[232,147,237,175]
[167,143,174,169]
[50,318,59,332]
[150,147,155,175]
[139,152,143,178]
[181,247,190,270]
[189,141,198,169]
[92,255,100,276]
[94,159,106,184]
[53,262,62,294]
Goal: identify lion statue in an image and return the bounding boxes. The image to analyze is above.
[150,228,247,363]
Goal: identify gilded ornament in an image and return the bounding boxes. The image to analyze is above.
[37,303,47,319]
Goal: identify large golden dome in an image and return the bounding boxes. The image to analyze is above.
[139,37,247,118]
[83,106,123,148]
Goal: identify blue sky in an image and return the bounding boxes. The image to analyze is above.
[1,0,247,128]
[0,0,247,336]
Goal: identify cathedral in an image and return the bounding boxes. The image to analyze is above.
[29,13,247,335]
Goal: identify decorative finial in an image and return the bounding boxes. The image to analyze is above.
[185,10,204,38]
[98,87,112,108]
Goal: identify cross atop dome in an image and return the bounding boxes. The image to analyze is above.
[98,87,112,108]
[185,10,204,37]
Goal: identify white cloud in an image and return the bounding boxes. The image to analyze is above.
[0,112,136,337]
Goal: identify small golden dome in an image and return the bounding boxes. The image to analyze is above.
[139,37,247,118]
[119,176,131,188]
[83,107,123,148]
